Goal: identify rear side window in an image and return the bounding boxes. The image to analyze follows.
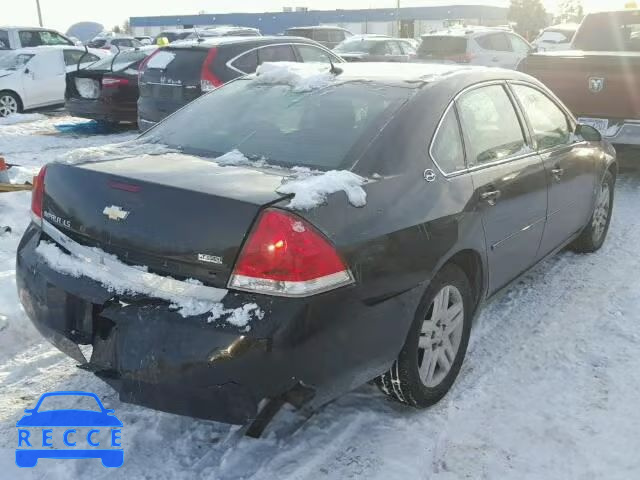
[476,33,512,52]
[457,85,526,165]
[232,49,259,74]
[0,30,9,49]
[508,34,531,54]
[19,31,43,47]
[431,106,466,174]
[296,45,335,63]
[418,36,467,58]
[63,50,99,66]
[258,45,297,64]
[512,85,571,150]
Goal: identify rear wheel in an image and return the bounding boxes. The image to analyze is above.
[377,264,472,407]
[0,92,21,117]
[571,170,614,253]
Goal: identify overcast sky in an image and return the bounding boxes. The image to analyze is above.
[8,0,631,33]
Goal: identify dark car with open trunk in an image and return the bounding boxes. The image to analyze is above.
[17,63,616,436]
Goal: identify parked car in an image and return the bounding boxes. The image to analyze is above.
[134,36,153,46]
[0,27,74,52]
[0,46,106,117]
[519,9,640,147]
[532,23,579,52]
[284,26,353,49]
[137,36,344,131]
[17,63,616,435]
[87,36,143,53]
[334,36,416,62]
[66,46,157,125]
[417,27,532,69]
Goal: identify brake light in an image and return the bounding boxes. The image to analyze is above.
[229,209,354,297]
[200,48,222,92]
[102,77,129,88]
[31,166,47,224]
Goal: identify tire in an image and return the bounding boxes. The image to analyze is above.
[377,264,473,408]
[0,91,21,117]
[571,170,615,253]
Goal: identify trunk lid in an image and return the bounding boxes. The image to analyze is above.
[42,154,290,288]
[520,51,640,120]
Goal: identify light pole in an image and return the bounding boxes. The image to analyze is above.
[35,0,43,27]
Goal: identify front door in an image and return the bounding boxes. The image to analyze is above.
[23,50,65,107]
[457,83,548,294]
[510,84,597,257]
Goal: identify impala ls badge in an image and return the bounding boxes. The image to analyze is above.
[589,76,605,93]
[103,205,130,221]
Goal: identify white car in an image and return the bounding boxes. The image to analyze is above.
[0,26,75,51]
[532,24,579,52]
[0,46,107,117]
[417,27,533,70]
[86,36,144,54]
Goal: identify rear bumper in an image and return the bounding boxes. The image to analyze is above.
[16,222,418,425]
[66,97,137,124]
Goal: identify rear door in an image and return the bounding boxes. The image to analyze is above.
[510,83,596,257]
[23,50,66,107]
[457,83,548,294]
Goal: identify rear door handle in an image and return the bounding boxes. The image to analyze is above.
[551,167,564,179]
[480,190,501,205]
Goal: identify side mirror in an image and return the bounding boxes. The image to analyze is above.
[24,67,30,74]
[576,124,602,142]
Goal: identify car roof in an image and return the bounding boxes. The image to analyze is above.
[286,25,351,31]
[542,23,580,32]
[170,35,318,49]
[422,27,512,38]
[0,26,59,31]
[12,45,77,54]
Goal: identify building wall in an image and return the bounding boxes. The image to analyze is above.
[131,5,508,38]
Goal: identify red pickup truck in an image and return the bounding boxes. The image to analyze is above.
[520,9,640,147]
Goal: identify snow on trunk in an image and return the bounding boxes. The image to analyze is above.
[254,62,335,92]
[35,241,263,329]
[277,168,367,210]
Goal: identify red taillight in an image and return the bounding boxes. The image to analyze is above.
[102,77,129,88]
[31,166,47,222]
[229,209,354,297]
[200,48,222,92]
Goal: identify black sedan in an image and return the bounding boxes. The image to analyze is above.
[65,47,157,125]
[17,63,616,435]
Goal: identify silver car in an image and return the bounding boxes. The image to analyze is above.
[417,27,532,69]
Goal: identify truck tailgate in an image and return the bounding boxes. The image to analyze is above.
[520,51,640,120]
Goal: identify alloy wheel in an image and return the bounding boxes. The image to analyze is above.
[0,95,18,117]
[418,285,464,388]
[592,181,610,243]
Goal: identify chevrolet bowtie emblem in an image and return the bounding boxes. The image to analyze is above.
[103,205,130,221]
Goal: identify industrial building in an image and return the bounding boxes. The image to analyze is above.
[130,5,508,39]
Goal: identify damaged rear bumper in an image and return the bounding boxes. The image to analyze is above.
[16,222,419,425]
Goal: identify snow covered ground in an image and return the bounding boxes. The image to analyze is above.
[1,114,640,479]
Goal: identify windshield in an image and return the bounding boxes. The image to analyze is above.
[87,48,155,71]
[0,52,34,71]
[334,38,381,54]
[144,79,413,170]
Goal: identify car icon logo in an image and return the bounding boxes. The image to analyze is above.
[103,205,130,221]
[15,391,123,468]
[589,76,605,93]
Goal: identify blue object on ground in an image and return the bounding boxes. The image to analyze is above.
[54,121,122,135]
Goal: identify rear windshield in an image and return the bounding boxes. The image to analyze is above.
[573,11,640,51]
[286,29,312,39]
[334,38,381,54]
[143,79,413,170]
[87,48,155,72]
[417,36,468,58]
[142,48,208,84]
[87,38,107,48]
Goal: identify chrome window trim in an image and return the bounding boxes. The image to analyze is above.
[429,79,536,178]
[226,42,343,75]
